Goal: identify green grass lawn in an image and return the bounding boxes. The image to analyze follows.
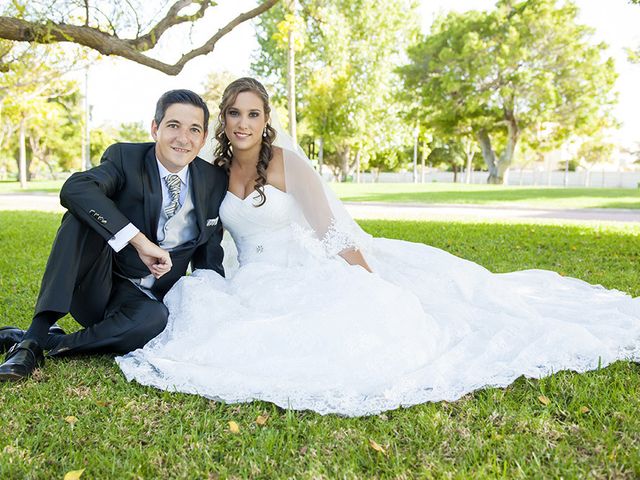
[0,211,639,478]
[331,182,640,210]
[0,180,65,194]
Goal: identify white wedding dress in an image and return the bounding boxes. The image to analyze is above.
[116,170,640,416]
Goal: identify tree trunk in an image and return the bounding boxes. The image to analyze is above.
[464,136,473,184]
[477,128,499,183]
[477,115,519,185]
[83,65,92,170]
[496,112,519,184]
[338,146,351,182]
[317,136,324,176]
[355,149,361,183]
[421,139,426,183]
[18,115,27,188]
[412,124,419,183]
[452,164,458,183]
[286,0,297,144]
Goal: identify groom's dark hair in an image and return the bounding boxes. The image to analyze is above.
[154,89,210,132]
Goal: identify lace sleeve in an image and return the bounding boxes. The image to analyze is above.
[282,148,372,257]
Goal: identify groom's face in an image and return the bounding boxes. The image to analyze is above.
[152,103,207,173]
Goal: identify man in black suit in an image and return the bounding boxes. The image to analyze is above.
[0,89,227,381]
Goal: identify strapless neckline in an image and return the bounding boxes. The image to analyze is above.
[226,184,287,202]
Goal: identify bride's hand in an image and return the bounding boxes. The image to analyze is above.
[130,232,173,278]
[339,248,373,273]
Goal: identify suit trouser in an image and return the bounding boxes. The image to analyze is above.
[33,213,169,356]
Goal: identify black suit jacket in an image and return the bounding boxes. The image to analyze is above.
[60,142,228,298]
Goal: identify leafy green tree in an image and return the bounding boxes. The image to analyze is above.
[116,122,151,143]
[88,123,150,166]
[254,0,419,180]
[626,0,640,63]
[577,136,616,187]
[1,41,83,185]
[426,136,482,183]
[201,70,238,120]
[578,138,615,166]
[89,128,115,166]
[400,0,617,184]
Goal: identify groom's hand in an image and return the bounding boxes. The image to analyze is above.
[130,232,172,279]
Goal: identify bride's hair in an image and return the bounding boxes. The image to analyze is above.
[214,77,277,207]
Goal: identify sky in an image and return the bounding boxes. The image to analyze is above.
[80,0,640,147]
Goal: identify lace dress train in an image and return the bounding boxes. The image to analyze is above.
[116,184,640,416]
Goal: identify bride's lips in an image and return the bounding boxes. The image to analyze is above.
[234,132,251,139]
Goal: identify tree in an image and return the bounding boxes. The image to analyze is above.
[201,70,238,119]
[426,136,482,183]
[400,0,618,184]
[89,128,115,166]
[576,136,615,187]
[254,0,419,181]
[626,0,640,63]
[116,122,151,143]
[1,40,83,185]
[87,122,151,166]
[0,0,278,75]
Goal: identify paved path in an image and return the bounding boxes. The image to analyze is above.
[1,193,638,224]
[345,201,640,224]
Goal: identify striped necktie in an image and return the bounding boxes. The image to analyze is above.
[164,174,182,218]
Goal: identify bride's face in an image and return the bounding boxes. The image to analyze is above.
[224,91,268,154]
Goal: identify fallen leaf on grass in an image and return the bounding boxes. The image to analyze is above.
[64,469,85,480]
[95,401,111,408]
[228,421,240,434]
[65,416,78,426]
[369,439,387,455]
[579,406,590,414]
[299,446,308,456]
[538,395,550,406]
[256,414,269,426]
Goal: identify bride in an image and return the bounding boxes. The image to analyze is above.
[116,77,640,417]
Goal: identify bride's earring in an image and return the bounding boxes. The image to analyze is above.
[263,128,268,138]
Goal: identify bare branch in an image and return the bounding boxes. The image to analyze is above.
[0,0,279,75]
[130,0,206,50]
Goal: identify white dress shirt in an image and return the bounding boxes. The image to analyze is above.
[107,158,190,252]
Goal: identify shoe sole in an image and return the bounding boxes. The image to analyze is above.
[0,372,27,382]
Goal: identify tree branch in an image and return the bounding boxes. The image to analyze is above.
[0,0,279,75]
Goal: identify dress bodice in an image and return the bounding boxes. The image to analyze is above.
[219,185,301,266]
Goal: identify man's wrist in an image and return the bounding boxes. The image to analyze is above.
[108,223,140,252]
[129,232,149,250]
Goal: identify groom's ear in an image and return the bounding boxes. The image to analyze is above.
[150,120,159,141]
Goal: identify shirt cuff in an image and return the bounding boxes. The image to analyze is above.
[108,223,140,252]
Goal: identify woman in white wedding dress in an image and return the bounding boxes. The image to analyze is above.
[116,78,640,417]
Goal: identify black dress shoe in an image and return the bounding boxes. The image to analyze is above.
[0,340,44,381]
[48,324,66,336]
[0,325,66,353]
[0,327,25,353]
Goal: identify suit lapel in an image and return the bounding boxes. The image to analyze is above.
[189,160,206,241]
[143,147,162,243]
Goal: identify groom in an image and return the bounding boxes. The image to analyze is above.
[0,89,227,381]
